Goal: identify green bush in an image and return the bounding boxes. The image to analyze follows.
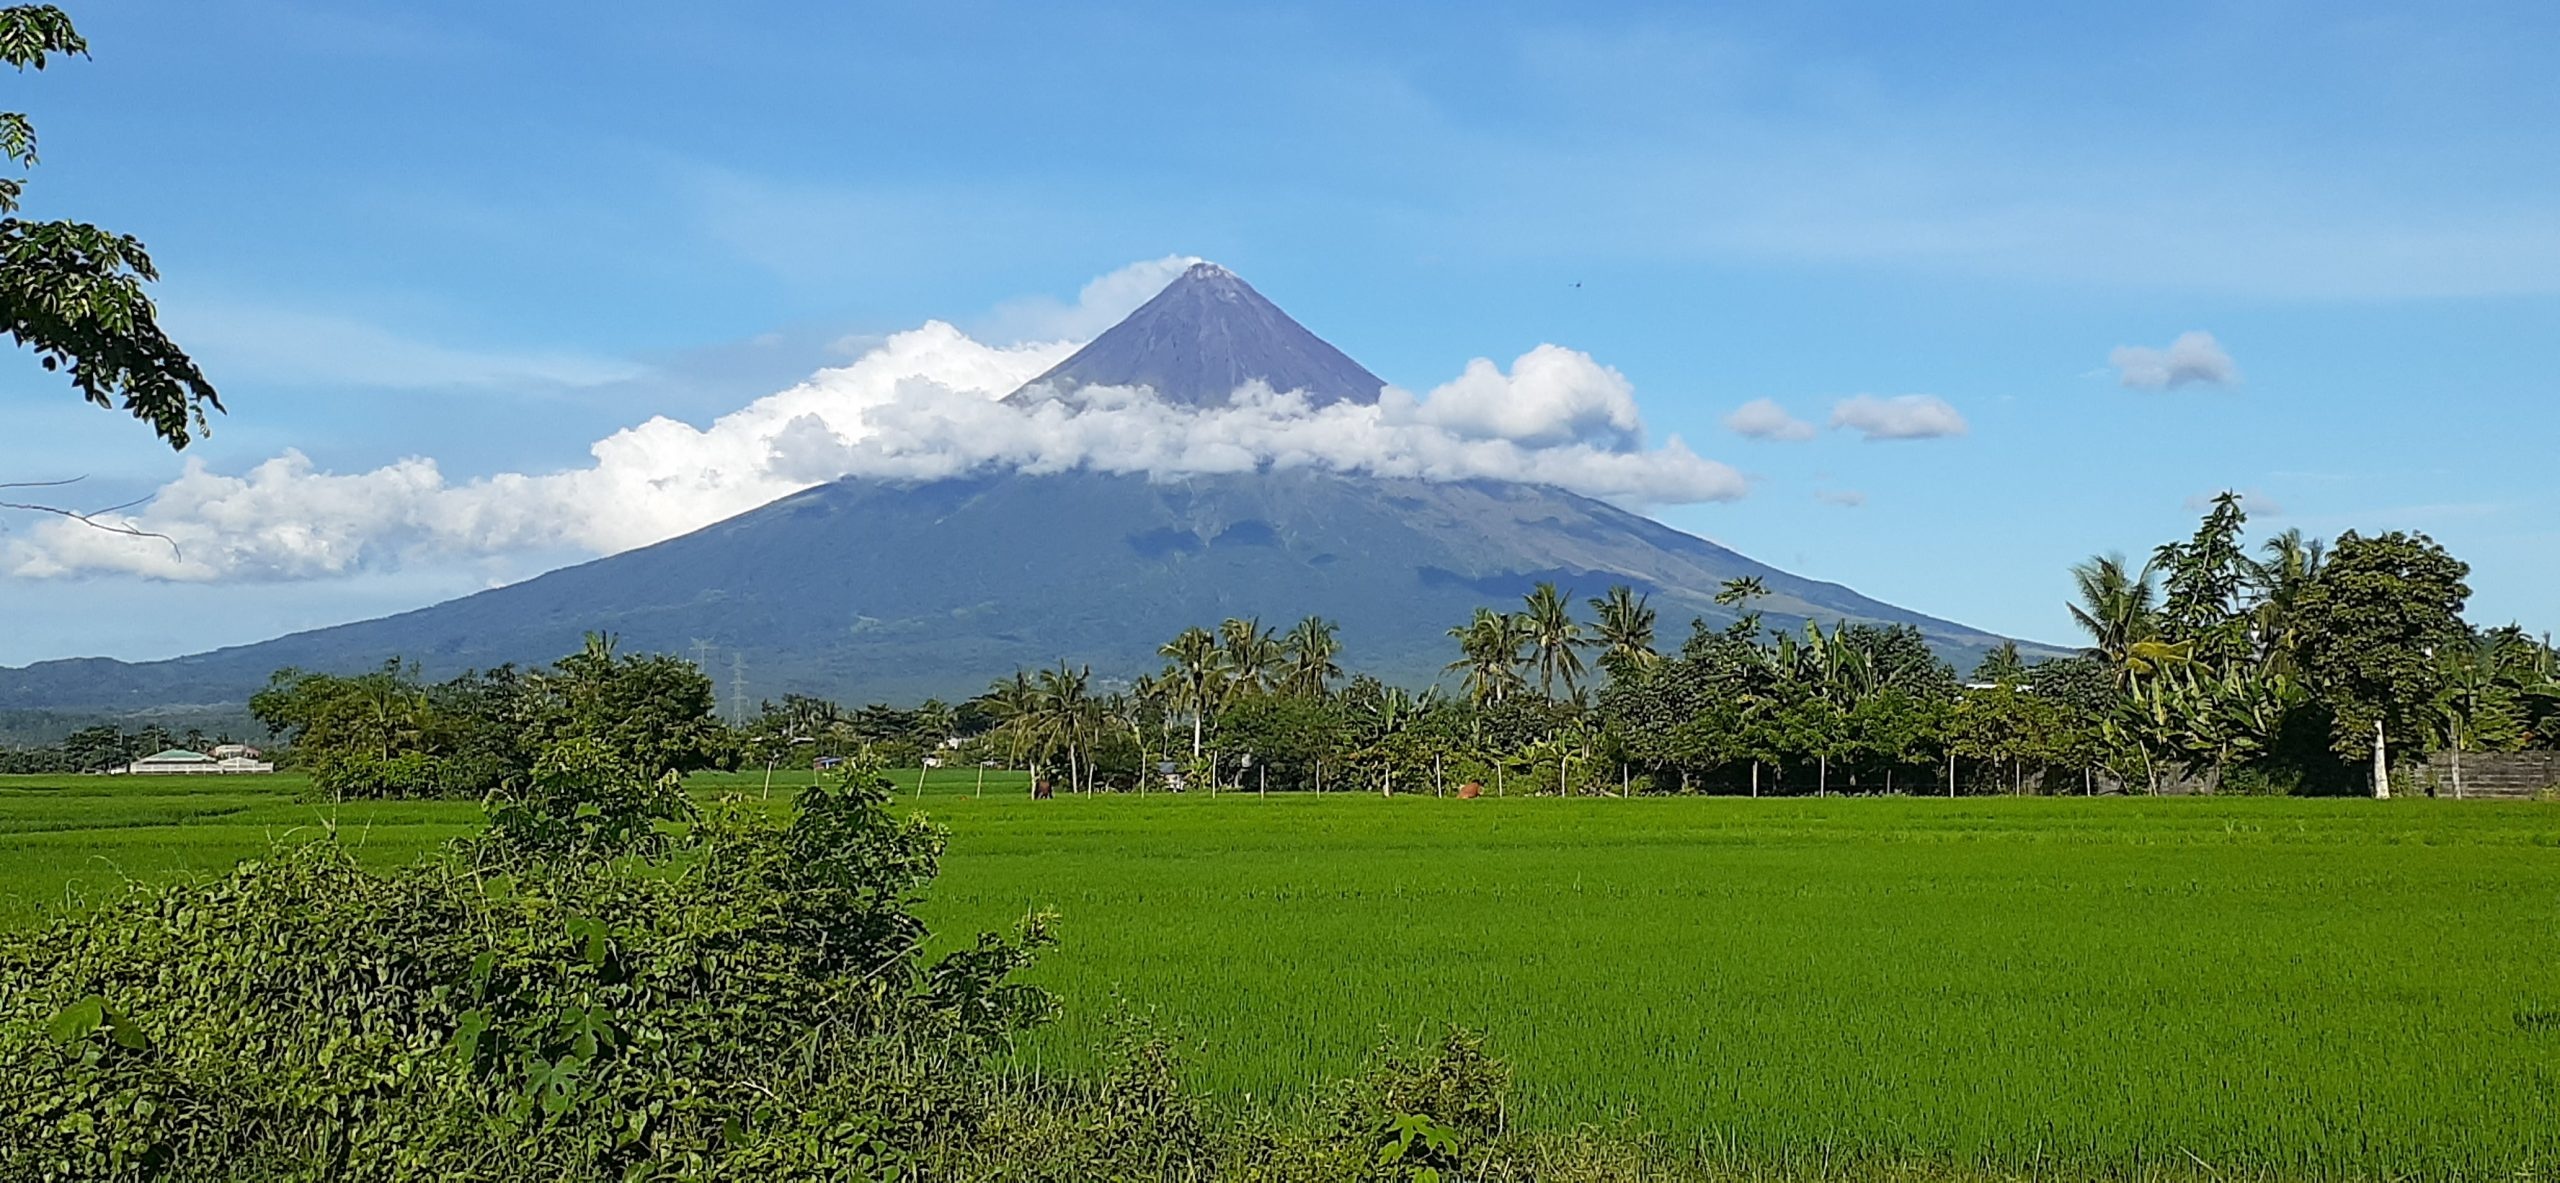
[0,749,1051,1181]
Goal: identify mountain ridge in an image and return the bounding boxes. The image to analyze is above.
[0,266,2050,712]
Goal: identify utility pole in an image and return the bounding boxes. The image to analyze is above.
[2371,720,2391,800]
[729,653,749,723]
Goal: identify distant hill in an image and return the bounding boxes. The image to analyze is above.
[1,265,2043,713]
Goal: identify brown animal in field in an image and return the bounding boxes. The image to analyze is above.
[1457,782,1482,799]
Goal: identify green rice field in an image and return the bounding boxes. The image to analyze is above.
[6,771,2556,1177]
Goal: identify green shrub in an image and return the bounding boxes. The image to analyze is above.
[0,750,1051,1181]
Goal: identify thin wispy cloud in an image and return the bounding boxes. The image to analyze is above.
[1814,488,1867,508]
[976,254,1204,342]
[168,300,645,390]
[1828,394,1968,441]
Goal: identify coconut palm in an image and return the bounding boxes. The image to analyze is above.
[2248,529,2327,674]
[1714,576,1769,608]
[1029,662,1096,793]
[1280,616,1343,698]
[1446,608,1529,706]
[985,671,1040,774]
[2067,552,2159,687]
[1588,585,1658,676]
[1714,575,1770,638]
[1521,582,1588,700]
[1218,617,1279,698]
[1157,626,1223,758]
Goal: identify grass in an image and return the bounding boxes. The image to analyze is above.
[5,771,2556,1177]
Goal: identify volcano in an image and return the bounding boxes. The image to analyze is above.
[1006,263,1387,409]
[1,266,2027,712]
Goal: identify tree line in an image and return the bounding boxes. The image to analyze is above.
[12,496,2545,801]
[963,495,2555,798]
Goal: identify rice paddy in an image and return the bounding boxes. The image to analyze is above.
[5,771,2554,1177]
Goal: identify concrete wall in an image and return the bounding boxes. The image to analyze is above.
[2415,750,2560,800]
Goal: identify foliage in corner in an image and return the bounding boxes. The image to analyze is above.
[1,4,218,448]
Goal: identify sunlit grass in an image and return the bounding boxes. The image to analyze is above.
[5,772,2554,1176]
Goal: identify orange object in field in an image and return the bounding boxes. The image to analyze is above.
[1457,782,1483,799]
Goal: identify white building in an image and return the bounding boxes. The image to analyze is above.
[125,748,277,775]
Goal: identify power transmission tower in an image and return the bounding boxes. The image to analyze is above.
[728,652,749,723]
[689,637,715,672]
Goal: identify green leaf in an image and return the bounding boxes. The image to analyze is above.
[45,994,103,1044]
[47,995,148,1050]
[454,1008,491,1064]
[103,1005,148,1051]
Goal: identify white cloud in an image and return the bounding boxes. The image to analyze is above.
[976,255,1204,343]
[1382,344,1643,448]
[1723,397,1817,441]
[2110,331,2239,391]
[1814,489,1867,508]
[9,266,1748,581]
[1828,394,1968,441]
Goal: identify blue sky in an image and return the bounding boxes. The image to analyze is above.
[4,0,2557,666]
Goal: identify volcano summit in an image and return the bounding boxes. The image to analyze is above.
[1,266,2022,711]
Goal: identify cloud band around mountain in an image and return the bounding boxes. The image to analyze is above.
[8,268,1747,581]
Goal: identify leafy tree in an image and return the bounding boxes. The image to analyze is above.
[2152,491,2254,665]
[2293,530,2471,791]
[522,634,726,781]
[1,6,219,457]
[2432,629,2533,796]
[1215,693,1347,792]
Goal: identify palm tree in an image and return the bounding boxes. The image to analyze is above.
[2067,552,2158,687]
[914,698,954,745]
[1218,617,1279,698]
[1280,616,1343,698]
[1715,576,1770,638]
[2248,529,2327,674]
[1714,576,1768,607]
[1029,662,1095,793]
[1588,585,1658,676]
[1446,608,1528,706]
[1521,581,1588,699]
[1157,626,1223,759]
[985,672,1040,777]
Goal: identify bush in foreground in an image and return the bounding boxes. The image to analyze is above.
[0,745,1049,1180]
